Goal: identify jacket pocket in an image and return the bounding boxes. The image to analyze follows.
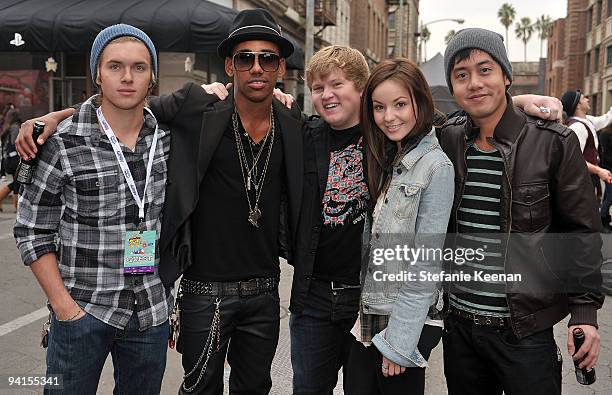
[73,172,119,218]
[511,183,550,232]
[394,183,422,220]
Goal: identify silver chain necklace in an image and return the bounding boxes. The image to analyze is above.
[245,122,271,189]
[233,107,275,228]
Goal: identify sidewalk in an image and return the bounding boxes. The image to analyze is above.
[96,260,611,394]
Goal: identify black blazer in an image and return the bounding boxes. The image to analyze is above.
[288,116,330,313]
[149,82,304,286]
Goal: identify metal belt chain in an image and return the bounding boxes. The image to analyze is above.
[181,298,222,393]
[169,285,183,349]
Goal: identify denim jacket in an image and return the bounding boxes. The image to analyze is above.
[360,128,454,368]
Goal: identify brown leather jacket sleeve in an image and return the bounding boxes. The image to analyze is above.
[554,130,604,327]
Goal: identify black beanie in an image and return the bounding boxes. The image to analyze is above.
[561,90,581,117]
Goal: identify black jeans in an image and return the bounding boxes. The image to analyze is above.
[289,279,360,394]
[177,290,280,395]
[442,315,562,395]
[344,324,442,395]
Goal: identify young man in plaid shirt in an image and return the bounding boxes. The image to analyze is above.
[14,24,171,394]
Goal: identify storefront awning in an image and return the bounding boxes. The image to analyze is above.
[0,0,305,69]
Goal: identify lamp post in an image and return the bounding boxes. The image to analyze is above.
[417,18,465,63]
[304,0,315,115]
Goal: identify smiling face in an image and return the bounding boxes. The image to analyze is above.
[310,68,363,130]
[225,40,286,105]
[450,49,509,124]
[97,39,152,111]
[371,79,417,143]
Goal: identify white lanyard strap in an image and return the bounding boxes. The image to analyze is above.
[96,106,159,223]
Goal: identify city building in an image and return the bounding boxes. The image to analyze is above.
[293,0,342,105]
[544,0,612,114]
[387,0,419,61]
[349,0,388,67]
[320,0,351,46]
[545,17,567,99]
[584,0,612,114]
[511,61,545,96]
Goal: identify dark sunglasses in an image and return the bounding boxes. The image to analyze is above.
[233,51,280,72]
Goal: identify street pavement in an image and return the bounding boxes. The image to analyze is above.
[0,203,610,394]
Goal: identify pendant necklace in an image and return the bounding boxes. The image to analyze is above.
[233,107,275,228]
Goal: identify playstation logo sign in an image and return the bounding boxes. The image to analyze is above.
[10,33,25,47]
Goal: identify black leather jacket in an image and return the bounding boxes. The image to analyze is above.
[288,117,330,313]
[438,98,604,338]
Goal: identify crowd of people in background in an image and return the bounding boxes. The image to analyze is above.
[0,103,21,210]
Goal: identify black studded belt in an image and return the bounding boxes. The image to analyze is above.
[449,306,511,328]
[180,276,280,297]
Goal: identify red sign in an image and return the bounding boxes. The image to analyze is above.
[0,70,49,116]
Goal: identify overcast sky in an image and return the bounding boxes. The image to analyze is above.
[420,0,568,62]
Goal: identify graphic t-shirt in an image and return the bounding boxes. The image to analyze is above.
[312,124,370,285]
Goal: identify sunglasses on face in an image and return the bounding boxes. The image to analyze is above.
[232,51,281,72]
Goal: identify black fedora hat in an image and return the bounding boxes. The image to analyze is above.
[217,9,294,58]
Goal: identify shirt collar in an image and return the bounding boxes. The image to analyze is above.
[69,95,157,146]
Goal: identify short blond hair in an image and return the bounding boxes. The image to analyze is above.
[305,45,369,91]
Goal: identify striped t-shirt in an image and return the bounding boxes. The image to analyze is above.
[449,142,510,317]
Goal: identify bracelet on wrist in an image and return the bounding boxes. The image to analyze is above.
[59,305,82,322]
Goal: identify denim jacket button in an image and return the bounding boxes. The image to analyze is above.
[375,233,380,239]
[384,198,388,204]
[397,168,403,174]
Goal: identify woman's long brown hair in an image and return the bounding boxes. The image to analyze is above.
[361,58,435,205]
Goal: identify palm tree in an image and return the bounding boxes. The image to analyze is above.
[533,15,553,59]
[498,3,516,52]
[421,26,431,62]
[445,30,456,45]
[515,17,534,62]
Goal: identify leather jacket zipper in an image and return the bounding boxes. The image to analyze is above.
[454,135,469,232]
[488,137,518,336]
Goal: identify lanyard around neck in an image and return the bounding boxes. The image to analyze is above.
[96,106,159,224]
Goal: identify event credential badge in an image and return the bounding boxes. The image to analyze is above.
[123,231,157,274]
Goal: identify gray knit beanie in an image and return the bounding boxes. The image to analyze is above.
[90,24,158,88]
[444,28,512,93]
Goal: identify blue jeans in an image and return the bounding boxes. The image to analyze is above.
[45,311,168,394]
[289,279,360,395]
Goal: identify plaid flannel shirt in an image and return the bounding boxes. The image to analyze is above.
[359,311,390,344]
[15,96,172,330]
